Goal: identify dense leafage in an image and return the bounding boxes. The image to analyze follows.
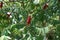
[0,0,60,40]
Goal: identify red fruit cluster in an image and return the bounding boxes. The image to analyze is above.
[43,3,48,9]
[0,2,3,8]
[27,16,31,25]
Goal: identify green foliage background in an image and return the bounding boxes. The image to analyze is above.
[0,0,60,40]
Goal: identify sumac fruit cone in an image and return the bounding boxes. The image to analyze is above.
[0,2,3,8]
[43,3,48,9]
[27,16,31,25]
